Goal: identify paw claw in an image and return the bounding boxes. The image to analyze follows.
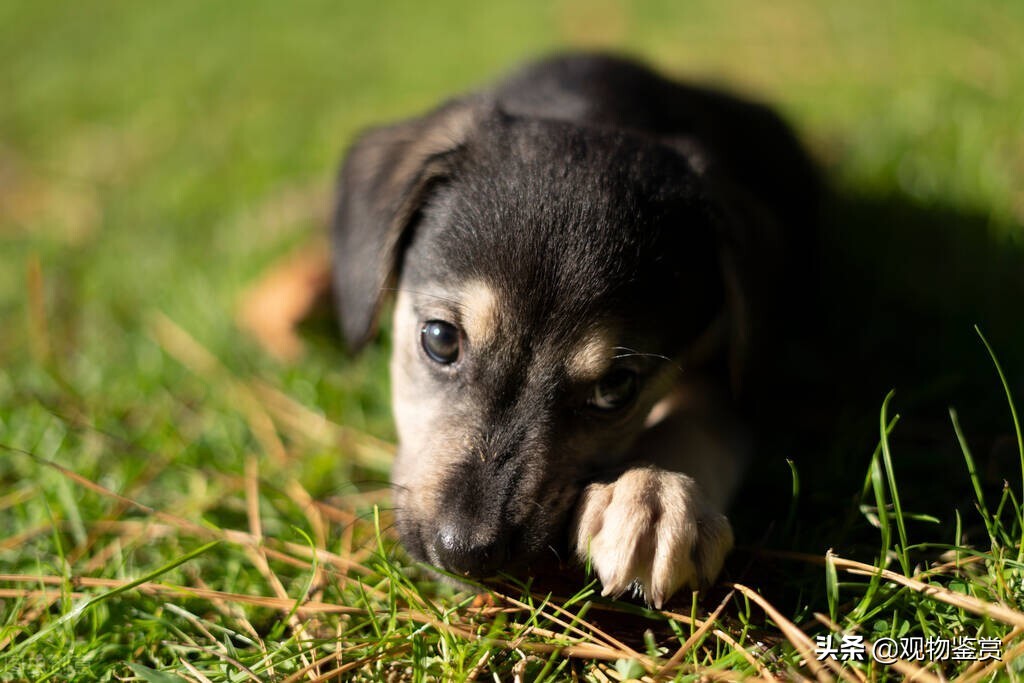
[573,467,732,607]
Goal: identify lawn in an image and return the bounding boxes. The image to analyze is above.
[2,0,1024,680]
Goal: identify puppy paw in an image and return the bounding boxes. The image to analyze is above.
[572,466,733,608]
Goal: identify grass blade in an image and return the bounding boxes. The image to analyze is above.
[8,541,220,655]
[975,326,1024,561]
[878,390,911,576]
[950,407,998,545]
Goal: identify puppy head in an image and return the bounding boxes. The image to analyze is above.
[333,99,732,577]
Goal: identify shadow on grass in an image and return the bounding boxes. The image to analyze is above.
[734,188,1024,600]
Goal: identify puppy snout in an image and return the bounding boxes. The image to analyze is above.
[433,523,510,578]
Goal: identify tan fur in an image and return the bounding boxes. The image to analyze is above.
[393,283,741,604]
[459,280,500,348]
[643,393,680,429]
[573,375,743,606]
[387,282,503,521]
[572,466,733,609]
[389,289,469,519]
[565,327,616,382]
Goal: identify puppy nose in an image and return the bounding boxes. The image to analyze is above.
[433,524,509,578]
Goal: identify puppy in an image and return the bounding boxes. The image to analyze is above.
[331,53,818,607]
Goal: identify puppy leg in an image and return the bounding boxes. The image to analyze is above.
[572,385,745,607]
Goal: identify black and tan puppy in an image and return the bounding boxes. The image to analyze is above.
[331,53,818,607]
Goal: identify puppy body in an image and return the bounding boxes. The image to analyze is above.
[333,54,818,607]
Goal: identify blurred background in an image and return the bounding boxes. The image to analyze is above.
[2,0,1023,549]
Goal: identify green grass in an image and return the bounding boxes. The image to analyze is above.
[2,0,1024,679]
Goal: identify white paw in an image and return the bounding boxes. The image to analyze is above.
[572,466,733,608]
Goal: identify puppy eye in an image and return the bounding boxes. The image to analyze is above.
[421,320,461,364]
[589,368,637,411]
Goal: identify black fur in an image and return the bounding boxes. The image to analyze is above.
[332,53,819,582]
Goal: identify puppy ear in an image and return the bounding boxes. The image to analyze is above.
[714,189,785,396]
[663,136,753,393]
[719,247,750,394]
[331,97,483,351]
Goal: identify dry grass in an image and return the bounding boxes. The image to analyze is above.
[3,315,1023,679]
[3,1,1024,679]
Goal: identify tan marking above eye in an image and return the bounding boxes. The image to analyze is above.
[566,327,616,382]
[459,280,500,346]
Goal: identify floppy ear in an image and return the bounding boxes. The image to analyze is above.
[331,97,483,351]
[712,185,785,396]
[662,135,755,394]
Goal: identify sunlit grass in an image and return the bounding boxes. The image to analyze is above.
[2,0,1024,679]
[2,314,1023,679]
